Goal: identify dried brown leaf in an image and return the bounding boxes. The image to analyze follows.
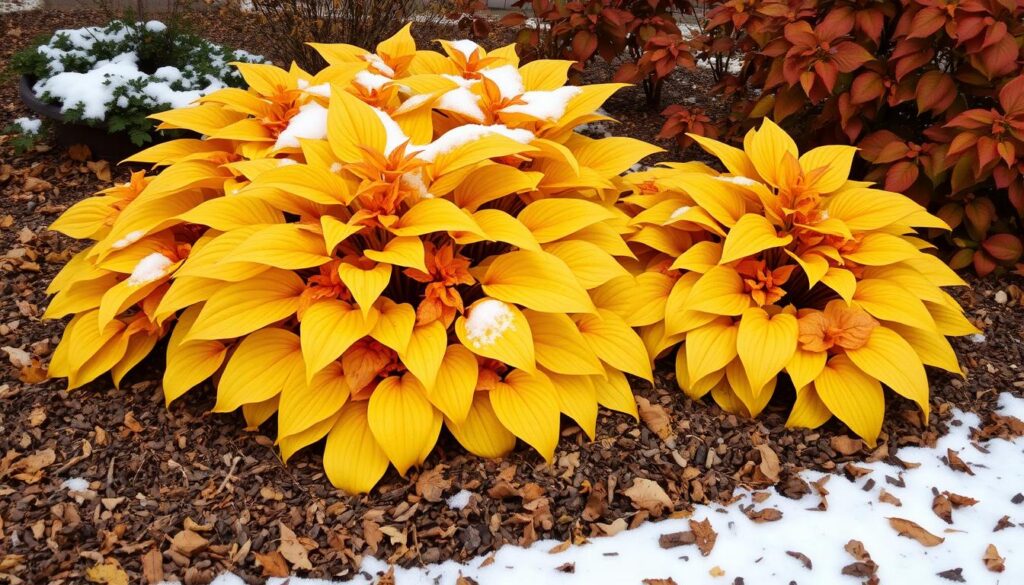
[415,465,451,503]
[278,522,312,570]
[254,550,290,578]
[689,518,716,557]
[831,435,863,455]
[983,544,1005,573]
[637,396,673,440]
[623,478,673,516]
[946,449,974,475]
[141,549,163,585]
[932,493,953,524]
[754,444,780,483]
[888,517,945,547]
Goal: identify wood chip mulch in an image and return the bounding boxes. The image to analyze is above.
[2,8,1024,585]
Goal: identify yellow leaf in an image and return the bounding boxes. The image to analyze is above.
[820,267,857,304]
[112,329,159,388]
[481,250,595,313]
[786,385,832,429]
[175,227,270,282]
[575,309,653,381]
[685,266,753,316]
[685,317,738,385]
[747,118,799,188]
[445,392,517,459]
[250,164,352,206]
[518,59,573,91]
[690,134,760,180]
[925,297,980,336]
[669,241,722,272]
[389,197,484,237]
[427,345,479,423]
[328,85,387,162]
[846,326,930,422]
[842,233,921,266]
[489,370,561,462]
[228,223,332,269]
[813,355,883,446]
[725,358,774,417]
[300,300,378,379]
[573,137,664,178]
[854,279,936,330]
[163,306,228,406]
[455,298,535,373]
[517,198,614,243]
[50,196,118,239]
[785,348,827,392]
[280,411,340,463]
[785,250,830,288]
[736,308,797,395]
[399,320,447,391]
[243,394,280,430]
[324,401,390,494]
[663,173,747,227]
[826,187,929,232]
[884,322,962,375]
[278,361,350,439]
[185,269,304,341]
[369,298,416,353]
[364,236,427,273]
[543,240,629,289]
[176,195,283,231]
[720,214,792,264]
[548,371,597,440]
[154,276,225,321]
[322,216,364,253]
[150,103,247,135]
[214,327,304,412]
[592,364,638,419]
[468,209,541,251]
[368,375,440,475]
[430,133,536,176]
[798,145,856,194]
[524,310,604,376]
[454,164,541,211]
[338,261,392,315]
[232,62,293,96]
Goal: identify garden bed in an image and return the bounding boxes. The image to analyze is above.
[2,8,1023,585]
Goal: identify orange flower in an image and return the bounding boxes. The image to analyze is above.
[405,242,475,326]
[736,259,796,306]
[797,300,879,353]
[298,260,352,318]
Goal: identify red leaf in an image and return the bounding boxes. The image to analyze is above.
[885,161,920,192]
[499,13,527,27]
[851,71,885,104]
[981,234,1023,263]
[907,8,947,40]
[973,249,997,276]
[916,70,956,114]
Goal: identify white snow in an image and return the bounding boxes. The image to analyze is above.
[374,108,411,155]
[274,102,329,150]
[401,170,433,199]
[209,575,245,585]
[126,252,173,286]
[205,393,1024,584]
[414,124,533,163]
[480,65,525,99]
[441,74,479,89]
[362,53,395,77]
[716,175,758,187]
[446,489,473,510]
[144,20,167,32]
[354,70,392,92]
[0,0,42,12]
[111,229,146,250]
[670,206,693,219]
[449,39,482,60]
[969,333,987,344]
[61,477,89,491]
[12,116,42,135]
[436,88,485,121]
[463,299,516,348]
[304,83,332,98]
[501,87,581,121]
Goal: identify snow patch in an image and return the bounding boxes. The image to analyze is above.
[362,53,395,77]
[436,88,484,122]
[449,39,482,59]
[969,333,986,344]
[127,252,173,286]
[61,477,89,491]
[354,70,392,92]
[274,102,329,150]
[441,74,479,89]
[480,65,525,99]
[463,299,516,348]
[670,206,692,219]
[401,171,433,199]
[446,489,473,510]
[414,124,533,163]
[144,20,167,32]
[373,108,411,155]
[716,175,758,187]
[501,86,581,121]
[111,230,146,250]
[12,117,42,135]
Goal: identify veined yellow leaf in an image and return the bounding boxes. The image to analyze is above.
[883,322,962,375]
[669,241,722,273]
[846,326,930,422]
[489,370,561,462]
[813,355,884,446]
[663,172,747,227]
[50,196,118,239]
[468,209,542,251]
[481,250,595,313]
[321,216,364,253]
[573,137,663,178]
[820,267,857,303]
[338,261,392,315]
[277,362,350,440]
[228,223,331,269]
[842,233,921,266]
[575,309,653,382]
[826,187,927,231]
[455,299,535,373]
[154,276,225,321]
[399,320,447,391]
[724,357,775,417]
[150,103,247,135]
[44,272,120,320]
[690,134,760,180]
[364,236,428,273]
[112,329,160,387]
[736,308,797,396]
[548,371,597,440]
[163,306,228,406]
[785,250,829,288]
[523,310,604,376]
[243,395,280,430]
[248,164,352,206]
[186,269,304,341]
[445,392,516,459]
[854,279,936,330]
[369,298,416,353]
[747,118,799,188]
[232,62,293,96]
[300,300,379,379]
[786,385,832,429]
[213,327,304,412]
[798,144,856,194]
[518,59,573,91]
[324,401,390,494]
[925,297,981,336]
[685,317,738,384]
[543,240,629,289]
[280,411,341,463]
[368,375,440,475]
[786,348,827,392]
[517,198,614,243]
[430,134,536,176]
[720,214,792,264]
[328,85,388,162]
[454,164,541,211]
[428,345,479,424]
[389,197,485,237]
[174,227,270,282]
[686,266,753,316]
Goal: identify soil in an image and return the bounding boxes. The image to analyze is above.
[2,8,1023,585]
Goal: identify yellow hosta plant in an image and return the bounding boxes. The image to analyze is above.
[623,119,977,446]
[44,25,662,492]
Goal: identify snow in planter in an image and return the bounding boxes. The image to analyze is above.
[12,19,266,145]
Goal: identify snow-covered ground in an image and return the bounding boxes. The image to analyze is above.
[197,392,1024,585]
[0,0,41,12]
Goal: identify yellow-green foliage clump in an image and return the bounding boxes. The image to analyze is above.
[622,120,978,446]
[45,26,663,492]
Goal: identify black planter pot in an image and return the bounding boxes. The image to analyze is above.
[18,75,169,162]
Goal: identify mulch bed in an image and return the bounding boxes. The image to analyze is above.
[2,8,1024,585]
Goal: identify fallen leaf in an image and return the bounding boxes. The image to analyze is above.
[278,522,312,570]
[879,489,902,506]
[932,493,953,524]
[141,549,163,584]
[983,544,1005,572]
[709,566,725,577]
[642,579,678,585]
[87,160,112,182]
[455,575,479,585]
[8,448,56,483]
[123,412,143,434]
[786,550,812,570]
[85,562,128,585]
[596,518,627,536]
[27,407,46,428]
[945,449,974,475]
[831,435,863,455]
[637,396,673,440]
[555,562,575,573]
[169,529,208,557]
[888,517,944,546]
[754,444,780,483]
[944,492,978,508]
[260,486,284,501]
[1,346,32,368]
[689,518,717,557]
[183,517,214,532]
[994,515,1015,531]
[745,507,783,522]
[415,465,451,502]
[936,568,965,582]
[254,550,289,578]
[658,531,696,549]
[623,478,673,516]
[68,144,92,161]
